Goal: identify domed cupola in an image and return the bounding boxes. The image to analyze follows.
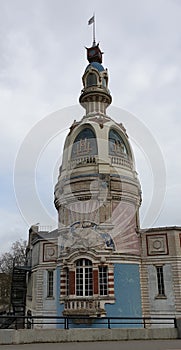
[79,43,112,116]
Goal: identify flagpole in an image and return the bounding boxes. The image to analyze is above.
[93,13,96,46]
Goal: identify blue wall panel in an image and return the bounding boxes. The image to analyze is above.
[56,263,142,328]
[105,263,142,319]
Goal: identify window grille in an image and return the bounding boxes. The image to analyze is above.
[76,259,93,296]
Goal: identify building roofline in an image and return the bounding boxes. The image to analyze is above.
[139,225,181,233]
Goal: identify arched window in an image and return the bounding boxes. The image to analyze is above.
[74,128,95,142]
[87,73,97,87]
[76,259,93,296]
[71,128,98,158]
[109,129,128,157]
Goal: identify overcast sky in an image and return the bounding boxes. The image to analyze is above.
[0,0,181,254]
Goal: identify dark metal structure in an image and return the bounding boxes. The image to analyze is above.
[0,261,30,329]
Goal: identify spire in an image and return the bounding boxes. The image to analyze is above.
[79,21,112,117]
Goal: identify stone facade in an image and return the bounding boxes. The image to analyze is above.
[25,42,181,328]
[141,227,181,319]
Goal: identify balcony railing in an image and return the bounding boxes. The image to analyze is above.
[63,298,106,317]
[111,156,132,169]
[69,155,132,170]
[69,156,97,169]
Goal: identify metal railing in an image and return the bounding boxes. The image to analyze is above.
[0,315,177,330]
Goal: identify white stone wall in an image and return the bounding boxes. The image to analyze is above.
[147,264,175,313]
[141,228,181,318]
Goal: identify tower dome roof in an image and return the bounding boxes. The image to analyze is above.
[85,62,105,72]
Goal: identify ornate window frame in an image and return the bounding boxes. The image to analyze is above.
[59,251,115,317]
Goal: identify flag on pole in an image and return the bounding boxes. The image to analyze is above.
[88,15,94,25]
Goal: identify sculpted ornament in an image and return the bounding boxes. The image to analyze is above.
[59,221,114,251]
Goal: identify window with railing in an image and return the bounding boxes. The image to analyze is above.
[61,260,115,316]
[71,128,98,159]
[76,259,93,297]
[109,129,128,157]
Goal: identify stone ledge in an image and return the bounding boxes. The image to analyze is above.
[0,328,178,345]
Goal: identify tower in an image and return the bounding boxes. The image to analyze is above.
[25,27,181,329]
[54,40,143,318]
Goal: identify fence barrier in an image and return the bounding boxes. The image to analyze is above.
[0,314,177,330]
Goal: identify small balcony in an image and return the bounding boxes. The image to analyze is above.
[62,297,106,319]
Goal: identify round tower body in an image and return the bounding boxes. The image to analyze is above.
[54,46,142,256]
